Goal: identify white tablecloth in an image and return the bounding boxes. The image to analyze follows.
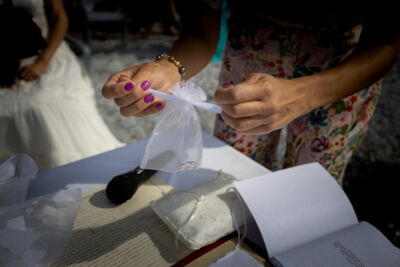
[27,132,269,199]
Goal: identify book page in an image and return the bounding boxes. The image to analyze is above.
[208,248,263,267]
[271,221,400,267]
[234,163,358,256]
[185,238,269,267]
[52,176,193,266]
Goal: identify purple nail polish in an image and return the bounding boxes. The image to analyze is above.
[141,81,151,90]
[144,94,154,103]
[156,102,164,110]
[124,82,134,91]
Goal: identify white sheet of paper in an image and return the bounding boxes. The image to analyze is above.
[208,248,263,267]
[234,163,358,256]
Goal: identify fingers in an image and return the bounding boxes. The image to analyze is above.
[245,72,271,84]
[119,93,165,117]
[22,73,36,81]
[215,73,276,105]
[136,101,165,117]
[103,69,155,112]
[216,73,294,135]
[221,101,273,119]
[114,93,140,108]
[221,112,277,132]
[102,64,168,105]
[215,83,263,105]
[113,80,152,107]
[102,69,139,99]
[20,64,42,81]
[19,67,33,81]
[103,63,177,117]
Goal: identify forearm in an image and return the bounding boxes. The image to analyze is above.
[297,37,399,111]
[38,0,68,63]
[169,34,218,79]
[159,0,220,83]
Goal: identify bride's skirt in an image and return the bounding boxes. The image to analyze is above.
[0,42,123,170]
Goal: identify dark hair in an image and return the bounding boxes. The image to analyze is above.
[0,4,47,87]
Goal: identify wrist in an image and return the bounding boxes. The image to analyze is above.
[36,56,50,66]
[155,54,187,82]
[293,74,335,112]
[155,59,183,85]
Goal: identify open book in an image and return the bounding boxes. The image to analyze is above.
[234,163,400,267]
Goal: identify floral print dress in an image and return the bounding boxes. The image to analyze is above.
[209,3,382,184]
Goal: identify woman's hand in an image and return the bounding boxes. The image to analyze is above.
[215,73,311,135]
[102,60,181,117]
[19,59,49,81]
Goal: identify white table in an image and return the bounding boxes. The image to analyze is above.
[27,132,270,199]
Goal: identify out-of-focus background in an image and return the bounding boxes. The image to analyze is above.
[64,0,399,246]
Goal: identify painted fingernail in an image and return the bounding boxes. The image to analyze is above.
[141,80,151,90]
[156,102,164,110]
[124,82,134,91]
[144,93,154,103]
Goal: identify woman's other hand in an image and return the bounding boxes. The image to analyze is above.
[102,60,181,117]
[19,59,49,81]
[215,73,311,135]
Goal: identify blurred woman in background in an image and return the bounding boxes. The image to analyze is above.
[0,0,122,170]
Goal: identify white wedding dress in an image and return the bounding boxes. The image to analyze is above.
[0,0,123,170]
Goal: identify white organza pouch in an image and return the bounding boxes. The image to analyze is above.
[0,189,81,267]
[0,154,38,207]
[150,172,251,250]
[140,82,208,172]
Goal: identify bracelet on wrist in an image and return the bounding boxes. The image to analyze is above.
[155,54,186,82]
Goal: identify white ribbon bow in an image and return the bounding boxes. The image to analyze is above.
[149,82,221,113]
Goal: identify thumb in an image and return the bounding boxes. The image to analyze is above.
[134,60,184,93]
[102,66,140,99]
[130,63,173,93]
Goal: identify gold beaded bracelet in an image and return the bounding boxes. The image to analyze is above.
[155,54,187,82]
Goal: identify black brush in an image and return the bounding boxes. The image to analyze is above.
[106,167,157,204]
